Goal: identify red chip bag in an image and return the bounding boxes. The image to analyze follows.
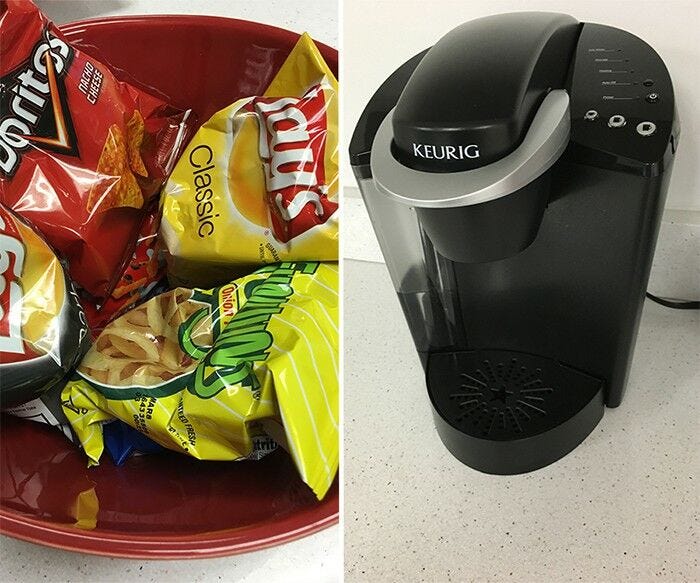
[81,204,167,336]
[0,0,190,298]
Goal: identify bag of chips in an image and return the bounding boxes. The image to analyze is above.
[4,380,75,440]
[101,420,278,466]
[81,204,168,336]
[102,420,166,465]
[161,34,338,288]
[62,261,338,499]
[0,203,89,409]
[0,0,191,299]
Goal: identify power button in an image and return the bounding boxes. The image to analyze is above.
[636,121,657,136]
[608,115,626,128]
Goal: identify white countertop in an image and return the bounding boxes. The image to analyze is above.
[343,206,699,581]
[1,527,339,582]
[0,2,338,581]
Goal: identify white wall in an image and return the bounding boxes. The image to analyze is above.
[343,0,700,210]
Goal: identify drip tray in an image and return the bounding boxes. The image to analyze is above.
[426,350,604,474]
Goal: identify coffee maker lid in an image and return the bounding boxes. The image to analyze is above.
[389,13,578,173]
[371,89,570,209]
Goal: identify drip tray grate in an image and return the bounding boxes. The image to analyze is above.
[427,349,604,474]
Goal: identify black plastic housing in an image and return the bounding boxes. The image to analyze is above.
[392,13,579,172]
[427,350,604,474]
[447,157,673,409]
[350,14,679,474]
[417,173,551,263]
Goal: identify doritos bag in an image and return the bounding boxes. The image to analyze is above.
[161,34,338,288]
[0,0,191,299]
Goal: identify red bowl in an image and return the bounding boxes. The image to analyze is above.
[0,15,338,559]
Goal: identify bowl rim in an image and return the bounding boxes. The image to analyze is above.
[0,506,338,559]
[0,13,338,559]
[56,13,337,60]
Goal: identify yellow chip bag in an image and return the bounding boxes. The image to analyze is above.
[61,261,338,500]
[160,34,338,287]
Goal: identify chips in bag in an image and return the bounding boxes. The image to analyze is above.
[62,261,338,499]
[0,0,191,298]
[161,34,338,287]
[0,203,89,409]
[81,204,167,336]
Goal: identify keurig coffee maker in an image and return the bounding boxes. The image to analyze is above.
[350,12,679,473]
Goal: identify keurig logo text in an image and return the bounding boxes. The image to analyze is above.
[411,143,480,160]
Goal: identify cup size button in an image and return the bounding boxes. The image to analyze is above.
[643,79,654,87]
[584,110,599,121]
[608,115,626,128]
[636,121,656,136]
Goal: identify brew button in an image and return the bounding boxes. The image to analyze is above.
[584,110,599,121]
[608,114,626,128]
[637,121,657,136]
[646,92,659,103]
[643,79,654,87]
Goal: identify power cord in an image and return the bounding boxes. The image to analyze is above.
[646,292,700,310]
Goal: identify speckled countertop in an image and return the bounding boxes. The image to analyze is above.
[343,209,699,582]
[0,527,339,582]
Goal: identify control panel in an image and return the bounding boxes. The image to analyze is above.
[568,23,675,167]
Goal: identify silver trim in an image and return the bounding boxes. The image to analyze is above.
[370,90,571,208]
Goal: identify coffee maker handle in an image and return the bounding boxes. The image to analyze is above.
[391,12,580,173]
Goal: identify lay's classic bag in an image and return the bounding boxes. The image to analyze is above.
[160,34,338,288]
[62,261,338,499]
